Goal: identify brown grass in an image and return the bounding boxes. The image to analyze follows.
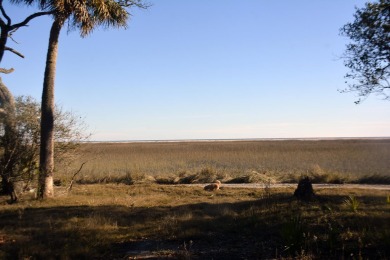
[2,140,389,258]
[0,184,389,259]
[58,139,390,185]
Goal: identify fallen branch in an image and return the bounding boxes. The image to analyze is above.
[67,162,87,193]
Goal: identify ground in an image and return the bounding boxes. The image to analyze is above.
[0,183,389,259]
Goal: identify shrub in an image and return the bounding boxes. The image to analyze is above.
[344,195,360,212]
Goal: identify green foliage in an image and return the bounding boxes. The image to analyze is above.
[340,0,390,103]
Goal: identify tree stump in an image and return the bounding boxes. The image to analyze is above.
[294,176,315,200]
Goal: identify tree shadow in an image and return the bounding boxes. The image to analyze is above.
[0,193,389,259]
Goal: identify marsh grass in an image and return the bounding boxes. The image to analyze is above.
[5,140,387,257]
[1,184,389,259]
[352,174,390,184]
[57,139,390,185]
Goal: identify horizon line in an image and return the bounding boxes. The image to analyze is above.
[86,136,390,143]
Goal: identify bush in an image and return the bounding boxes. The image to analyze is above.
[1,95,89,201]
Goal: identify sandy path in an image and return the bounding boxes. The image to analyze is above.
[181,183,390,190]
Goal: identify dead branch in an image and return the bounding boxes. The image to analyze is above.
[8,28,20,44]
[0,68,14,74]
[67,162,87,193]
[0,2,11,26]
[10,11,54,30]
[4,46,24,58]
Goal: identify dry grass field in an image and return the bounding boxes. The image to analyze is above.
[60,139,390,185]
[1,139,390,259]
[0,184,389,259]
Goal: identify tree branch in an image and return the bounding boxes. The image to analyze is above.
[7,28,21,44]
[0,68,14,74]
[10,11,54,30]
[0,17,6,28]
[118,0,151,9]
[0,1,11,26]
[4,46,24,58]
[67,162,87,193]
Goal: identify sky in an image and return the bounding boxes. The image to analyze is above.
[2,0,390,141]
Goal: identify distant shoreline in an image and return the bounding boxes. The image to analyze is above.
[86,137,390,144]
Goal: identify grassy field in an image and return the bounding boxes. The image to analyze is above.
[1,139,390,259]
[60,139,390,185]
[0,184,389,259]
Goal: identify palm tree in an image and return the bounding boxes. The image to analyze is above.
[12,0,147,198]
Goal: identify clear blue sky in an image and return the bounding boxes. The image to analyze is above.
[2,1,390,141]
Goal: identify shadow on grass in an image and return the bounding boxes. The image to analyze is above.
[0,193,389,259]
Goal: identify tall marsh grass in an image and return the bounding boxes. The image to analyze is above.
[57,139,390,184]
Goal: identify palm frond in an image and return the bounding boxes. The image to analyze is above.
[11,0,147,36]
[9,0,55,11]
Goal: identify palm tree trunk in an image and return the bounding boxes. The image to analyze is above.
[37,19,63,199]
